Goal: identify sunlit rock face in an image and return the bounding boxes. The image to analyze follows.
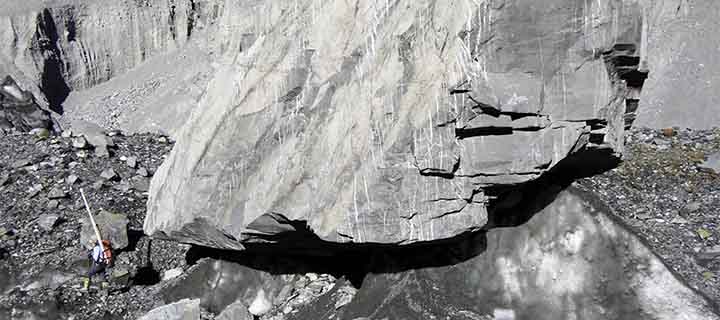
[144,0,649,249]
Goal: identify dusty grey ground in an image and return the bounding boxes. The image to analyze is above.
[579,127,720,302]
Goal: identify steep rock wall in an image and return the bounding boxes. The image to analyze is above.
[145,0,649,249]
[0,0,220,111]
[636,0,720,129]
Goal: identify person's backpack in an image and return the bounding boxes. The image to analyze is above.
[101,240,114,267]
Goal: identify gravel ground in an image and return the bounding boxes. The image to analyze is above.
[2,126,719,319]
[579,127,720,303]
[0,130,187,320]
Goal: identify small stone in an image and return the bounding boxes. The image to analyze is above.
[76,150,89,158]
[635,212,651,220]
[126,156,137,168]
[67,174,79,185]
[158,136,168,144]
[131,177,150,192]
[306,273,319,281]
[248,289,271,316]
[27,184,44,198]
[37,214,60,231]
[12,159,31,169]
[115,182,132,192]
[100,168,119,181]
[47,200,59,209]
[162,268,183,281]
[111,267,131,287]
[61,130,72,138]
[697,228,712,240]
[698,152,720,174]
[671,216,688,224]
[92,180,104,190]
[47,187,68,199]
[137,167,150,177]
[72,136,88,149]
[30,128,50,139]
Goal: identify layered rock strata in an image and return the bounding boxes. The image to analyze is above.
[144,0,649,249]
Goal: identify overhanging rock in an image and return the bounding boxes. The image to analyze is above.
[145,0,649,250]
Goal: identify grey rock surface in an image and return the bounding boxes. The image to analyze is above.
[284,188,720,320]
[71,120,114,157]
[0,76,51,132]
[636,0,720,129]
[138,299,200,320]
[37,213,59,231]
[698,152,720,174]
[80,209,129,250]
[216,300,252,320]
[145,0,648,249]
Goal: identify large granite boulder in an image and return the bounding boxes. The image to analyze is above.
[145,0,649,249]
[0,75,52,132]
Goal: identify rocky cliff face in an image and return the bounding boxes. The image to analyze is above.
[143,0,649,249]
[0,0,220,132]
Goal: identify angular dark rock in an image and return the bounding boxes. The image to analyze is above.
[100,168,118,181]
[47,199,59,209]
[37,214,60,231]
[126,156,138,168]
[47,186,67,199]
[11,158,31,169]
[0,173,9,186]
[137,167,150,177]
[0,76,52,132]
[66,174,79,185]
[71,136,88,149]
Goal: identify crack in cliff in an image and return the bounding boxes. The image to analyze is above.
[35,9,71,114]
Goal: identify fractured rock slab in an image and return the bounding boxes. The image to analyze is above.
[145,0,649,249]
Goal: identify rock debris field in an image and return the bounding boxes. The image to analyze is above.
[1,127,720,319]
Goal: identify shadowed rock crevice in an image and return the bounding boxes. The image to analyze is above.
[36,9,71,114]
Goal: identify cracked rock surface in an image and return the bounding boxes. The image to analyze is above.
[145,0,649,249]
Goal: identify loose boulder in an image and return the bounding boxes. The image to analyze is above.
[71,120,115,157]
[0,76,52,132]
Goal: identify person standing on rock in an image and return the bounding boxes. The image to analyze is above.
[83,239,113,290]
